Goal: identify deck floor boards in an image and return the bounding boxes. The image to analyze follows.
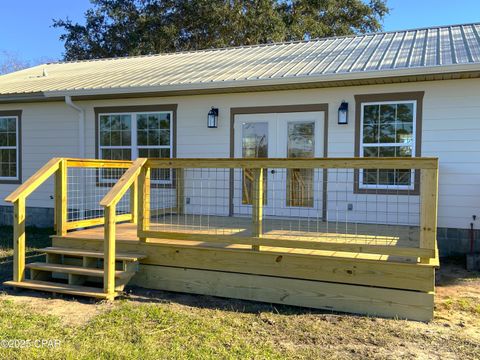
[59,216,421,262]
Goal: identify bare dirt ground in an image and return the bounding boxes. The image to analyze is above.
[0,256,479,359]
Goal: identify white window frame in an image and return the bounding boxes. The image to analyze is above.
[98,111,173,185]
[0,116,19,181]
[359,100,417,191]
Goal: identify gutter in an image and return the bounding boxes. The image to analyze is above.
[64,96,85,159]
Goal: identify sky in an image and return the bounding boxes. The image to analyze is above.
[0,0,479,63]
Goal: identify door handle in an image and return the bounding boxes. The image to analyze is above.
[270,169,276,174]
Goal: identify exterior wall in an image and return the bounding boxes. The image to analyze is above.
[0,78,479,254]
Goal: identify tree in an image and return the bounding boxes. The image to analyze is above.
[53,0,389,61]
[0,51,30,75]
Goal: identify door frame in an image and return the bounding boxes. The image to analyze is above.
[229,103,329,218]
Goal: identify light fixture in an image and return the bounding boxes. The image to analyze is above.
[338,101,348,125]
[207,107,219,128]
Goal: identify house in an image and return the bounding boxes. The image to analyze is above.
[0,23,479,320]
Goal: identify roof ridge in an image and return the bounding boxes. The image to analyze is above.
[46,21,480,66]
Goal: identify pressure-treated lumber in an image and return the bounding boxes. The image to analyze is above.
[66,158,132,168]
[175,168,185,215]
[53,236,435,292]
[26,262,127,278]
[251,168,263,251]
[55,159,67,236]
[65,213,133,230]
[138,229,433,258]
[100,158,147,207]
[138,166,151,242]
[420,166,439,263]
[146,157,439,170]
[130,265,434,321]
[5,157,61,203]
[130,180,138,224]
[40,247,146,261]
[13,197,26,282]
[103,205,116,299]
[4,280,118,299]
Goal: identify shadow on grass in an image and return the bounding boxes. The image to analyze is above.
[436,256,480,287]
[0,225,478,317]
[0,225,53,286]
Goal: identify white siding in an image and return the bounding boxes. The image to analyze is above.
[0,78,479,230]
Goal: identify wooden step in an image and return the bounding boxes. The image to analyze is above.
[3,280,118,299]
[39,247,146,261]
[26,262,129,279]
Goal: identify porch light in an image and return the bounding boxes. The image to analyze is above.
[207,107,219,128]
[338,101,348,125]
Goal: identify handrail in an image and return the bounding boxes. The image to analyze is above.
[66,158,133,168]
[100,157,147,300]
[100,158,147,207]
[146,157,439,169]
[5,157,62,203]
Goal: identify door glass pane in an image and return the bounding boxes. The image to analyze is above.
[241,122,268,205]
[287,122,314,208]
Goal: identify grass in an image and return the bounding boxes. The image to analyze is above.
[0,227,478,359]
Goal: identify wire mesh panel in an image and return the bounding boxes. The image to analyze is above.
[67,166,131,223]
[147,164,421,249]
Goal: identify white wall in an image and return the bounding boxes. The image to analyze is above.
[1,77,479,229]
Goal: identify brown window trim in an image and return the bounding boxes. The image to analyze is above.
[94,104,178,189]
[229,103,329,218]
[0,110,22,185]
[354,91,424,195]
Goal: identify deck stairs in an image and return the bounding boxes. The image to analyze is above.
[4,247,146,299]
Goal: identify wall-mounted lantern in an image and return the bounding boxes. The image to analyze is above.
[338,101,348,125]
[207,107,219,128]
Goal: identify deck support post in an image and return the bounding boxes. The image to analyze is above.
[419,165,439,264]
[104,204,116,299]
[54,159,67,236]
[252,168,263,251]
[176,168,185,215]
[130,179,138,224]
[138,166,150,242]
[13,197,26,282]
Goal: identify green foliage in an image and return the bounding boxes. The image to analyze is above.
[53,0,389,60]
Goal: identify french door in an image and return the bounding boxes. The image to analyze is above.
[233,111,324,218]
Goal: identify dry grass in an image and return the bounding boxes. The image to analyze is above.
[0,228,478,359]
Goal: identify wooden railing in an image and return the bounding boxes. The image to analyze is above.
[6,156,440,298]
[99,158,146,297]
[4,158,135,283]
[137,158,439,263]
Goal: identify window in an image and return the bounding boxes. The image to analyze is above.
[97,108,174,184]
[0,114,19,182]
[359,100,416,190]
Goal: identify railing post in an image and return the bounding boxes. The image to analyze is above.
[252,168,263,251]
[104,204,116,299]
[130,179,138,224]
[54,159,67,236]
[138,165,150,242]
[176,168,185,215]
[420,165,439,263]
[13,197,26,282]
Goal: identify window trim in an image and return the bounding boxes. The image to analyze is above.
[354,92,424,195]
[0,110,21,184]
[94,104,177,188]
[359,100,417,191]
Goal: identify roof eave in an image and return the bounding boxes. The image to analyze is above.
[1,63,480,103]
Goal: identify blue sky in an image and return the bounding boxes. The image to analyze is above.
[0,0,479,63]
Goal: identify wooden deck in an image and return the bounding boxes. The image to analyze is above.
[59,218,420,262]
[52,221,436,321]
[5,157,439,320]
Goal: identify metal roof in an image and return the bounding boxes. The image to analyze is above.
[1,22,480,99]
